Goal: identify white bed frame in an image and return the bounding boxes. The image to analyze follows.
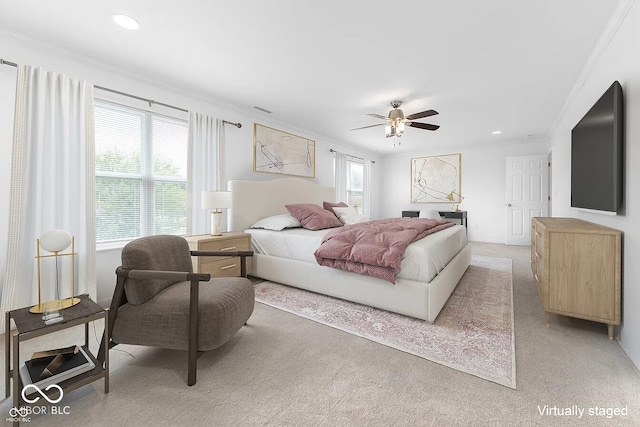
[229,178,471,323]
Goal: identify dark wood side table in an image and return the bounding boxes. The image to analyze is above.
[401,211,420,218]
[5,294,109,421]
[438,211,468,228]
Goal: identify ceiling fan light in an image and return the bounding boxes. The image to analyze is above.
[385,125,395,137]
[396,122,405,135]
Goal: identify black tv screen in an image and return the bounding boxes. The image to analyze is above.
[571,81,623,213]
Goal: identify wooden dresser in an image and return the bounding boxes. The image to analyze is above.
[531,217,621,339]
[184,233,252,278]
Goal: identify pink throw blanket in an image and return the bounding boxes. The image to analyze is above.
[314,218,455,283]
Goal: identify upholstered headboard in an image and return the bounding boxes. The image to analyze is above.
[228,178,336,232]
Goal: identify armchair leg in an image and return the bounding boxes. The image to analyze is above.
[188,279,199,386]
[188,350,197,386]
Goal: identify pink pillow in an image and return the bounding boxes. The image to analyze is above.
[323,201,348,212]
[286,204,343,231]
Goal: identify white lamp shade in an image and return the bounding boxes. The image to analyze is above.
[201,191,232,210]
[348,195,363,206]
[40,229,72,253]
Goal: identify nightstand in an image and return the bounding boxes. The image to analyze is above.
[5,294,109,421]
[402,210,420,218]
[185,233,252,277]
[438,211,468,228]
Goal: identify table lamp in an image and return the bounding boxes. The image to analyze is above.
[31,230,81,322]
[445,191,465,212]
[201,191,232,236]
[348,195,363,212]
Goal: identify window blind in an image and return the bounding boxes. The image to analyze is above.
[95,100,187,243]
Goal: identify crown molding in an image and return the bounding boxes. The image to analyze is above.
[547,0,635,139]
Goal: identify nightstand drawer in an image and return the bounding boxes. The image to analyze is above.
[198,237,248,251]
[203,257,243,278]
[198,237,249,262]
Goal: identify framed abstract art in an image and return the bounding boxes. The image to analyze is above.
[410,153,461,203]
[253,123,315,178]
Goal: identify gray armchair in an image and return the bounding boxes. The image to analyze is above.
[99,235,255,386]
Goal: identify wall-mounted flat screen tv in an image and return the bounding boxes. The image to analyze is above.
[571,81,623,213]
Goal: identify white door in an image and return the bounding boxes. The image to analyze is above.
[506,155,549,245]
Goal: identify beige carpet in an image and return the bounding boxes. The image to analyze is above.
[1,243,639,426]
[254,255,516,388]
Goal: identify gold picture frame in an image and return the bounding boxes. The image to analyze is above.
[411,153,462,203]
[253,123,316,178]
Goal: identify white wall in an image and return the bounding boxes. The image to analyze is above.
[380,139,548,243]
[0,35,380,307]
[548,0,640,369]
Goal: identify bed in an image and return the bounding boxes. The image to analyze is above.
[229,178,472,323]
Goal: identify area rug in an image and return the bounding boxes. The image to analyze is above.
[254,255,516,389]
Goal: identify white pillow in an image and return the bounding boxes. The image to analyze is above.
[419,209,442,219]
[332,206,369,225]
[250,214,301,231]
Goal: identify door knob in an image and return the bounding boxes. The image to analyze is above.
[507,203,512,207]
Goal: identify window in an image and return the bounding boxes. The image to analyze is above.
[346,159,364,214]
[94,100,188,243]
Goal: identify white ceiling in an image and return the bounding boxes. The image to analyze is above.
[0,0,622,154]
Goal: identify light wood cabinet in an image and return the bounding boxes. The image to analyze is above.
[531,217,621,339]
[184,233,252,278]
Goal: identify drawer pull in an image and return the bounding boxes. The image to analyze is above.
[534,273,539,281]
[220,246,237,251]
[535,231,541,237]
[220,264,237,270]
[535,251,539,258]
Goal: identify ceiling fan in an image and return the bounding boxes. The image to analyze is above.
[352,100,440,138]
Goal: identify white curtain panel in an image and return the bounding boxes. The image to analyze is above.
[363,159,372,218]
[334,151,347,203]
[187,112,224,235]
[1,65,96,332]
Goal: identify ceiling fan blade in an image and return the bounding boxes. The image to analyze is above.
[405,109,439,121]
[407,122,440,131]
[366,113,391,121]
[351,123,387,131]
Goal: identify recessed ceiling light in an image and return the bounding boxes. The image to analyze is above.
[111,13,140,30]
[492,130,502,135]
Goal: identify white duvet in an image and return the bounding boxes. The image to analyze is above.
[247,224,467,283]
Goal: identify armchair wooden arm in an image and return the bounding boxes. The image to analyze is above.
[116,267,211,282]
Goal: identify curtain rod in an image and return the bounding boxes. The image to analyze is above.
[0,58,242,128]
[329,148,375,164]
